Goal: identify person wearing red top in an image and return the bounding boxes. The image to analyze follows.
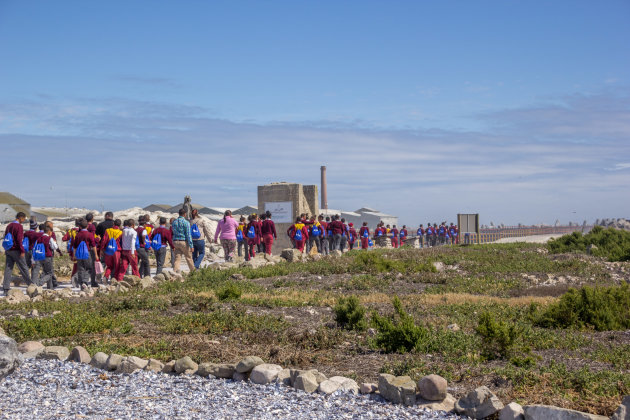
[150,217,174,275]
[328,216,344,251]
[287,217,309,253]
[339,218,350,252]
[32,225,59,289]
[399,225,408,246]
[260,211,277,256]
[253,215,264,254]
[63,220,81,278]
[359,222,370,250]
[84,213,99,287]
[391,225,399,249]
[236,217,249,261]
[24,219,42,274]
[72,219,98,288]
[347,223,358,250]
[306,217,322,254]
[449,223,458,245]
[99,219,123,281]
[3,212,32,294]
[245,215,261,259]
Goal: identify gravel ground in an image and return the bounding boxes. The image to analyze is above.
[0,359,467,420]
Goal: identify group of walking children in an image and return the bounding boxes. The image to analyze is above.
[231,211,277,261]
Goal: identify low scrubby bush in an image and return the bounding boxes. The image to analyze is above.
[475,311,522,360]
[548,226,630,262]
[334,296,367,331]
[534,283,630,331]
[216,282,242,301]
[371,296,428,353]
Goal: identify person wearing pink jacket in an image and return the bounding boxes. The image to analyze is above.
[214,210,239,262]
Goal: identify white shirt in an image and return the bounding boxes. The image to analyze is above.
[121,227,137,254]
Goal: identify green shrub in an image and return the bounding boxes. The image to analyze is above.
[534,283,630,331]
[548,226,630,262]
[334,296,367,331]
[216,282,242,301]
[371,296,429,353]
[475,311,522,360]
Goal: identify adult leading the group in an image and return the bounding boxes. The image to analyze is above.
[171,208,195,274]
[214,210,239,262]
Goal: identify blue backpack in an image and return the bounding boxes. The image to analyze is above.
[236,229,244,242]
[349,233,353,242]
[191,224,201,239]
[144,235,152,250]
[105,237,118,256]
[75,241,90,260]
[135,235,140,250]
[376,230,383,237]
[417,228,423,236]
[439,227,445,235]
[23,236,29,251]
[151,233,162,251]
[362,229,368,238]
[294,228,303,241]
[400,230,405,238]
[247,226,256,239]
[368,239,374,247]
[32,241,46,261]
[2,233,13,250]
[311,225,320,237]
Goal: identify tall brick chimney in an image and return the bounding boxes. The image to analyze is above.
[321,166,328,210]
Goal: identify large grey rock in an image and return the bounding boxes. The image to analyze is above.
[250,364,283,385]
[235,356,264,373]
[276,368,291,386]
[201,363,236,379]
[139,276,155,289]
[417,394,457,412]
[26,284,43,298]
[378,374,417,406]
[68,346,91,364]
[318,376,359,395]
[280,248,303,262]
[417,374,447,401]
[17,341,44,354]
[154,273,166,282]
[162,360,176,374]
[611,395,630,420]
[144,359,164,373]
[500,402,525,420]
[0,336,23,380]
[104,354,125,371]
[294,371,319,393]
[360,382,377,394]
[455,386,504,419]
[89,352,108,369]
[37,346,70,361]
[123,275,142,287]
[174,356,198,374]
[117,356,148,373]
[523,405,608,420]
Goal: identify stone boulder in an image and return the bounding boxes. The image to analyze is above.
[17,341,44,354]
[26,284,43,298]
[104,354,125,371]
[236,356,264,373]
[523,405,608,420]
[162,360,176,374]
[250,364,283,385]
[318,376,359,395]
[500,402,525,420]
[117,356,148,373]
[417,394,457,412]
[68,346,91,364]
[139,277,156,289]
[144,359,165,373]
[154,273,166,282]
[174,356,198,374]
[89,352,109,369]
[294,371,319,393]
[37,346,70,361]
[417,374,447,401]
[199,363,236,379]
[280,249,303,262]
[378,374,416,406]
[611,396,629,420]
[455,386,504,419]
[360,382,377,394]
[276,368,291,386]
[0,336,23,380]
[6,289,29,304]
[123,275,142,287]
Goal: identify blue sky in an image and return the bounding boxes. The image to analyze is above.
[0,1,628,226]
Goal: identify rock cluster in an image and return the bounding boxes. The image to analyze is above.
[595,218,630,231]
